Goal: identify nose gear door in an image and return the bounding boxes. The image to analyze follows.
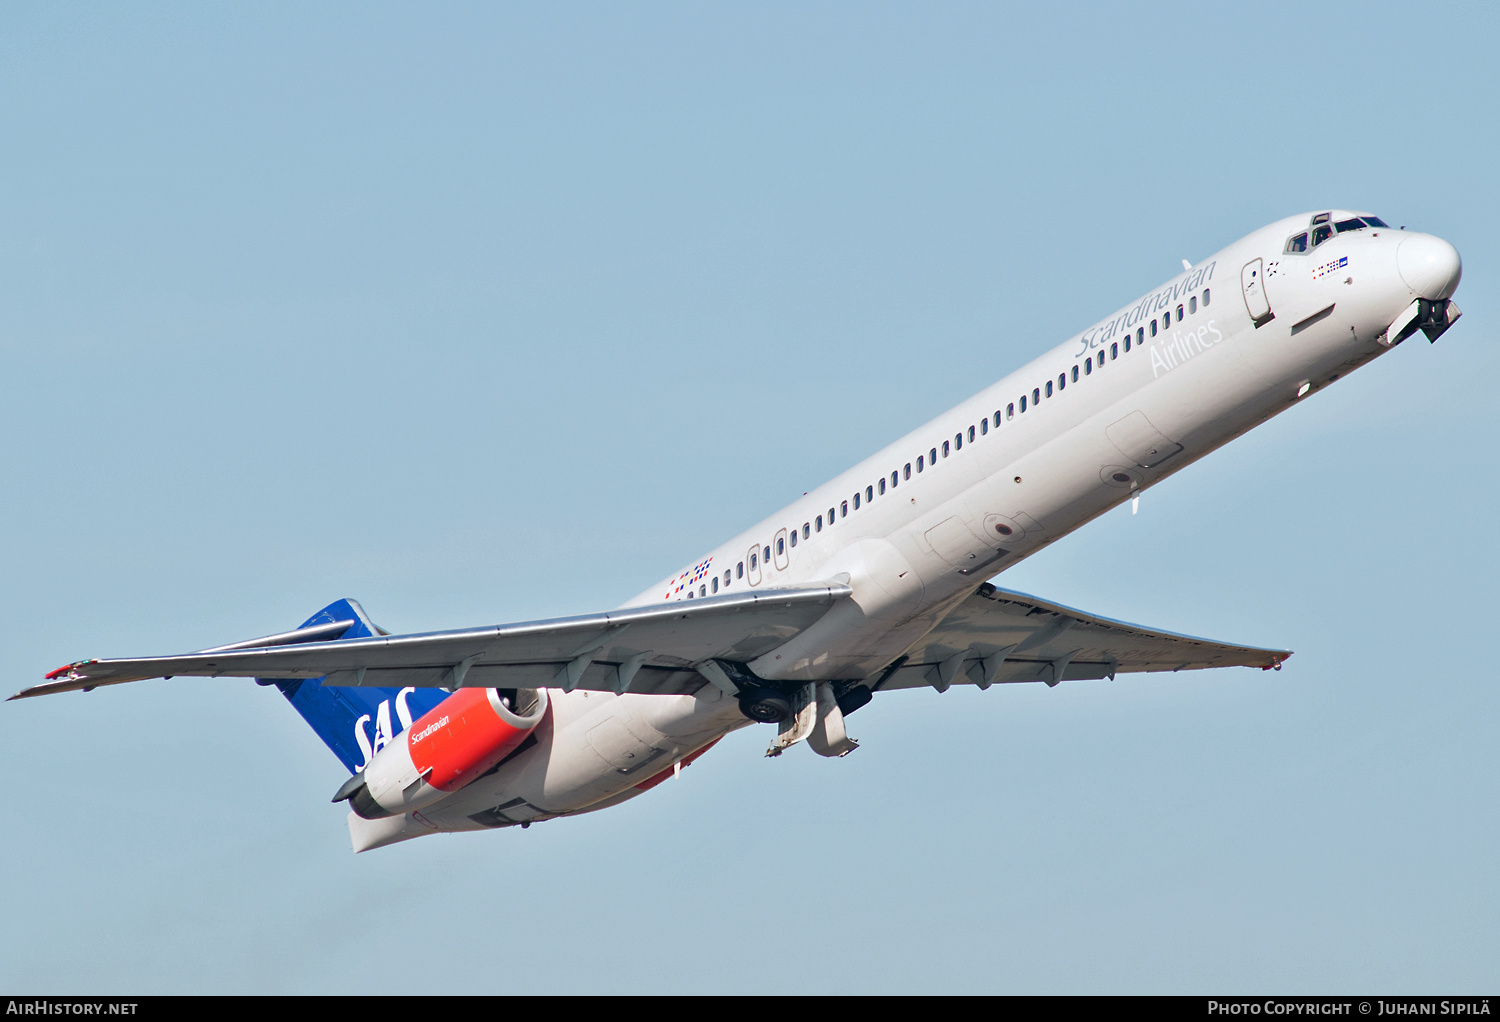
[1241,258,1275,327]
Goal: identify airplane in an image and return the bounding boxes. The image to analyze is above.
[12,210,1463,852]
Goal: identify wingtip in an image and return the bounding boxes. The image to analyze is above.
[13,663,109,700]
[12,669,72,699]
[8,682,67,701]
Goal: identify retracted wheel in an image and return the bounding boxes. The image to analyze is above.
[737,688,792,724]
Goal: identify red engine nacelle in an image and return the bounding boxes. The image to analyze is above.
[339,686,548,819]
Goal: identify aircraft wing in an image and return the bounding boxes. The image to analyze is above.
[871,583,1289,692]
[14,583,854,700]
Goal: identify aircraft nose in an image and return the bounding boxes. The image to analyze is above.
[1397,234,1462,300]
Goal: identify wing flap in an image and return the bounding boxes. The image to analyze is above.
[874,583,1288,692]
[14,583,853,700]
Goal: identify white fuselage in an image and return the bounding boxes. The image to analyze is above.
[369,210,1460,842]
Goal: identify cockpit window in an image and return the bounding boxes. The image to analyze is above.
[1286,232,1309,253]
[1334,217,1366,233]
[1363,216,1389,228]
[1311,224,1334,247]
[1311,212,1331,224]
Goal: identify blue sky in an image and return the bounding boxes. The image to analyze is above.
[2,2,1496,993]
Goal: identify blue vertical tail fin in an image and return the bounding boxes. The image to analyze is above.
[258,599,448,774]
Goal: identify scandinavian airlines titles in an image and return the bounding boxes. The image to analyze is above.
[1075,261,1218,356]
[1150,319,1224,378]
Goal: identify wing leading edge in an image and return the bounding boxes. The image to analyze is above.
[870,583,1289,693]
[17,581,1287,702]
[14,583,854,700]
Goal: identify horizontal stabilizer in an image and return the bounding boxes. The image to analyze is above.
[874,583,1288,693]
[16,583,854,700]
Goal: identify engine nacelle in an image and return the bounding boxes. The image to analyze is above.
[338,687,548,819]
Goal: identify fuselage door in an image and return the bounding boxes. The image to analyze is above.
[924,516,981,569]
[1241,258,1274,327]
[1106,411,1183,469]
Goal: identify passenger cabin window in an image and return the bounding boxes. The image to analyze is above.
[737,561,744,577]
[853,492,861,509]
[1045,380,1052,397]
[1176,304,1184,320]
[1032,387,1040,405]
[968,425,975,442]
[981,418,988,435]
[750,553,758,569]
[1020,395,1028,412]
[763,545,770,562]
[994,411,1002,428]
[788,531,796,548]
[1071,366,1079,382]
[1057,373,1065,391]
[1084,359,1092,375]
[917,456,924,472]
[929,447,937,463]
[815,515,823,531]
[1110,342,1118,359]
[1311,224,1334,247]
[802,524,810,539]
[1190,296,1197,313]
[866,485,874,501]
[712,577,718,593]
[1007,403,1014,419]
[904,463,911,479]
[724,570,731,584]
[1150,320,1158,337]
[1203,288,1211,305]
[954,432,962,451]
[1286,232,1309,253]
[840,501,847,517]
[942,440,950,457]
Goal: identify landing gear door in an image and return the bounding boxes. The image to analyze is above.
[1241,258,1274,327]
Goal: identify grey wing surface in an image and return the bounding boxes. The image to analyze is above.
[872,583,1289,693]
[15,583,853,700]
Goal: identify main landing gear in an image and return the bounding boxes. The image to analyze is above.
[735,681,873,726]
[737,687,792,724]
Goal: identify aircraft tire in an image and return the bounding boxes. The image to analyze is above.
[737,689,792,724]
